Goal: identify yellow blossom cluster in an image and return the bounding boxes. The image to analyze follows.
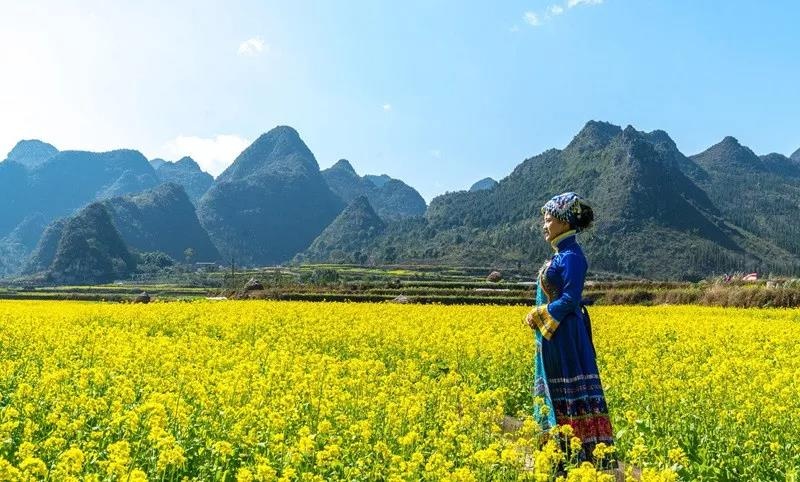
[0,301,794,480]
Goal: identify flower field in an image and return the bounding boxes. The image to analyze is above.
[0,301,797,481]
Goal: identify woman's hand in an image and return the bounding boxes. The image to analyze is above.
[525,309,536,330]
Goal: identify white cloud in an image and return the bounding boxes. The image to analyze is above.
[237,37,267,56]
[524,0,602,28]
[567,0,603,8]
[523,11,542,26]
[382,103,392,111]
[158,134,251,177]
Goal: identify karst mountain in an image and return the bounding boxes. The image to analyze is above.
[2,121,800,282]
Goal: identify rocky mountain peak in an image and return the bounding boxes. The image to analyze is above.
[691,136,764,173]
[565,120,623,152]
[330,159,358,176]
[469,177,498,192]
[5,139,59,168]
[174,156,202,170]
[644,129,678,149]
[216,125,317,183]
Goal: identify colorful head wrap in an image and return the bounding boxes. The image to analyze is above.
[540,192,591,232]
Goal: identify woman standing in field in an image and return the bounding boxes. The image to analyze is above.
[525,192,615,465]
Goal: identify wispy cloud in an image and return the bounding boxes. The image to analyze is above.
[159,134,251,176]
[523,11,542,27]
[567,0,603,7]
[382,103,392,112]
[237,37,267,56]
[524,0,602,28]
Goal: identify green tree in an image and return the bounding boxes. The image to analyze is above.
[184,247,195,265]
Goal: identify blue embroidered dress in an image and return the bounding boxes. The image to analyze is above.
[529,229,614,460]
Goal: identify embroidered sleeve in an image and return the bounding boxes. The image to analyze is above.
[528,303,560,340]
[529,252,586,340]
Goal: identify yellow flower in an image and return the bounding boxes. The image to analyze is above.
[57,447,85,475]
[297,436,315,455]
[0,300,796,480]
[472,447,499,465]
[667,447,688,466]
[19,457,48,478]
[213,441,234,459]
[0,458,20,481]
[129,469,148,482]
[106,440,131,478]
[236,467,254,482]
[16,442,35,461]
[446,467,477,482]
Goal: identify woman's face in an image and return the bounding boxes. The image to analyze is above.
[542,212,570,242]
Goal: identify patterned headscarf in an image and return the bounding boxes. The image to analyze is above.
[540,192,591,232]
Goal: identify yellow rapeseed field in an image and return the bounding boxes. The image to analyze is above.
[0,301,797,481]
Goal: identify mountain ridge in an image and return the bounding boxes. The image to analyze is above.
[152,156,214,204]
[299,196,386,264]
[5,140,58,168]
[4,120,800,281]
[46,203,136,284]
[321,159,426,220]
[197,126,344,265]
[302,121,800,279]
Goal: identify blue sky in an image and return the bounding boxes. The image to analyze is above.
[1,0,798,201]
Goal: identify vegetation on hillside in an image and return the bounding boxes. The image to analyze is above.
[321,159,427,220]
[47,203,136,284]
[197,126,344,265]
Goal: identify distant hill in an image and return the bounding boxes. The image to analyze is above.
[0,160,32,236]
[24,218,68,274]
[302,121,800,279]
[469,177,498,192]
[0,213,49,275]
[197,126,344,265]
[3,213,47,252]
[298,196,386,264]
[321,159,426,220]
[759,153,800,178]
[5,122,800,282]
[687,137,800,255]
[38,149,159,203]
[419,121,754,278]
[46,203,136,284]
[321,160,367,200]
[25,184,219,274]
[103,183,220,261]
[152,157,214,204]
[374,179,427,219]
[0,147,159,243]
[5,140,58,168]
[0,145,160,275]
[364,174,391,187]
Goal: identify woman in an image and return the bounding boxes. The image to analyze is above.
[525,192,614,465]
